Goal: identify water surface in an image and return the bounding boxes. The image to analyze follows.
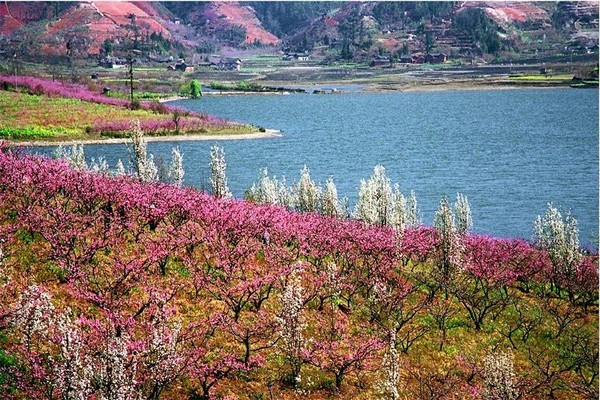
[32,88,599,246]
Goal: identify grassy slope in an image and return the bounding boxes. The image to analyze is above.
[0,90,254,141]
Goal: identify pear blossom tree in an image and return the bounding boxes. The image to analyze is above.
[53,144,87,170]
[168,147,184,186]
[294,165,321,213]
[482,349,518,400]
[320,177,344,217]
[454,192,472,234]
[433,196,462,295]
[354,165,417,231]
[404,190,421,227]
[276,266,306,387]
[209,145,231,198]
[129,121,157,182]
[533,203,582,300]
[246,168,293,207]
[378,329,400,400]
[354,165,394,226]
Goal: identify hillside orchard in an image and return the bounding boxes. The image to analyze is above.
[0,142,597,399]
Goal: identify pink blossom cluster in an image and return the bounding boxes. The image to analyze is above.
[91,115,230,135]
[0,74,130,107]
[0,149,596,399]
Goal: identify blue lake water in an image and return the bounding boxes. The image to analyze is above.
[31,88,599,246]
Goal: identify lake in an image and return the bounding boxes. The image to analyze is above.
[31,88,599,246]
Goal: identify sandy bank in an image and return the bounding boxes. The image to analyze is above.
[10,129,283,147]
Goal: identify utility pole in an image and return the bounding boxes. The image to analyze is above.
[128,49,141,108]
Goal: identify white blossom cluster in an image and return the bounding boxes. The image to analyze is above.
[378,329,400,400]
[454,192,472,234]
[10,285,55,348]
[129,121,159,183]
[321,177,344,217]
[354,165,420,230]
[53,144,87,171]
[276,266,306,384]
[54,312,93,400]
[11,287,94,399]
[483,349,518,400]
[144,321,183,388]
[96,329,140,400]
[210,144,231,198]
[246,168,294,207]
[246,166,346,216]
[168,147,185,186]
[534,203,581,277]
[53,121,184,186]
[295,165,321,213]
[434,196,463,270]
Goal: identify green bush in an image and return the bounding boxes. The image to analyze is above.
[190,79,202,98]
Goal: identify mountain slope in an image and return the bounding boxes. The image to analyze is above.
[0,1,597,62]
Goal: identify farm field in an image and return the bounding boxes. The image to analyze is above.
[0,149,596,399]
[0,75,254,142]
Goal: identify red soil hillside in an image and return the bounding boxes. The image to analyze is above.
[1,2,173,56]
[462,2,551,26]
[0,14,22,35]
[205,1,279,45]
[0,2,50,35]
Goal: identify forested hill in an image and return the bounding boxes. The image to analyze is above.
[0,1,597,63]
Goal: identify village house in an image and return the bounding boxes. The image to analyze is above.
[370,55,390,68]
[282,53,310,61]
[397,53,447,65]
[425,53,447,63]
[164,58,195,73]
[217,58,242,71]
[99,56,127,68]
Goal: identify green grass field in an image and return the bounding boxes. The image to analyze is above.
[0,90,254,141]
[0,91,159,139]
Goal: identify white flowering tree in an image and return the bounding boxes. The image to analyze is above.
[53,144,87,171]
[320,177,343,217]
[378,329,400,400]
[390,184,406,231]
[454,192,472,234]
[276,266,306,387]
[168,147,185,186]
[405,190,421,227]
[95,327,140,400]
[355,165,394,226]
[294,165,321,213]
[434,197,462,286]
[89,157,110,174]
[10,286,94,399]
[246,168,293,207]
[209,144,231,198]
[354,165,416,231]
[129,121,158,183]
[534,203,581,296]
[483,349,518,400]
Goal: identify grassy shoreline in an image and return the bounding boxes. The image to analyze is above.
[0,75,259,143]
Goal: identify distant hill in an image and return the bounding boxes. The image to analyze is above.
[0,1,597,63]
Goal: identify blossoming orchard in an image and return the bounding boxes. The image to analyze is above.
[0,138,597,399]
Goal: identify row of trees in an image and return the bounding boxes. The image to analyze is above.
[53,122,184,186]
[3,134,588,399]
[211,145,473,234]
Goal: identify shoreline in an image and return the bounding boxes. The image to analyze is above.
[9,129,283,147]
[164,81,582,99]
